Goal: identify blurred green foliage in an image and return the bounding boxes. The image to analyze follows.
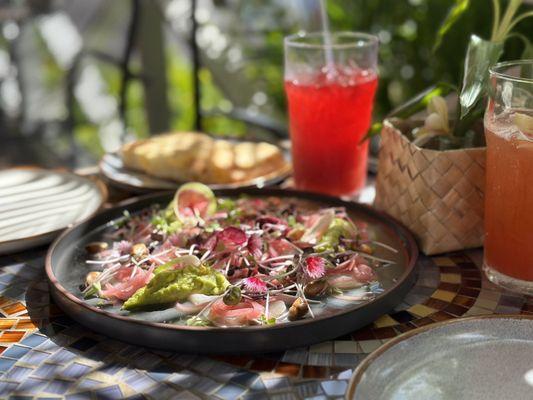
[75,0,532,158]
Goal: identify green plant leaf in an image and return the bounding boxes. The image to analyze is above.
[459,35,503,118]
[388,82,456,120]
[433,0,471,52]
[507,32,533,59]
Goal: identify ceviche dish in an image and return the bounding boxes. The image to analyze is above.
[80,183,398,328]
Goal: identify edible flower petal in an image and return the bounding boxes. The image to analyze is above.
[243,277,268,294]
[247,234,263,259]
[218,227,247,250]
[304,256,326,280]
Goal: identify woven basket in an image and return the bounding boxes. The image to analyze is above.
[374,118,486,255]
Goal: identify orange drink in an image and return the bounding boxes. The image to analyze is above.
[483,60,533,294]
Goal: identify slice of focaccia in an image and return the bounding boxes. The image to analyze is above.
[120,132,287,184]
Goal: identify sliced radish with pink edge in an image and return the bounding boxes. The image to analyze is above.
[173,182,217,222]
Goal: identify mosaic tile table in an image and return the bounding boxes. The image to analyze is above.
[1,246,532,400]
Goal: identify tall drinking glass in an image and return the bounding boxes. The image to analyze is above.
[483,60,533,294]
[284,32,379,197]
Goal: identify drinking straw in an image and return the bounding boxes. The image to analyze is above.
[319,0,335,70]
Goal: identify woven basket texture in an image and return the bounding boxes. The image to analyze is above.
[374,119,486,255]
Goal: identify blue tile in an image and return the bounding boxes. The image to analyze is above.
[65,392,94,400]
[43,379,73,394]
[241,391,269,400]
[321,380,347,396]
[20,334,47,347]
[125,373,156,391]
[167,371,200,389]
[5,366,33,381]
[229,371,260,387]
[2,345,31,359]
[215,383,247,400]
[95,385,123,400]
[145,383,181,399]
[32,363,62,379]
[0,381,19,397]
[193,376,221,394]
[20,350,49,365]
[76,378,103,391]
[15,377,48,393]
[100,362,123,376]
[0,274,17,284]
[295,382,324,397]
[0,358,17,372]
[60,362,91,380]
[147,364,174,382]
[264,377,290,391]
[49,348,77,364]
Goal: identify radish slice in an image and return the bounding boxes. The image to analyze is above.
[173,182,217,222]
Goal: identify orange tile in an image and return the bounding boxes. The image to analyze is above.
[302,365,327,378]
[0,319,17,330]
[0,297,12,308]
[15,320,38,330]
[275,362,300,377]
[0,330,25,343]
[2,302,26,315]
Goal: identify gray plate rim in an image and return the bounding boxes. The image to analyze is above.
[99,150,292,193]
[346,314,533,400]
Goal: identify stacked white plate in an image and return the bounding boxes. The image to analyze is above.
[0,168,106,255]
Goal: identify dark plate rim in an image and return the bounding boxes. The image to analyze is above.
[46,188,418,333]
[99,152,292,192]
[0,167,108,248]
[345,313,533,400]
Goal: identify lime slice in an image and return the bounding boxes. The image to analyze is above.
[173,182,217,222]
[513,113,533,139]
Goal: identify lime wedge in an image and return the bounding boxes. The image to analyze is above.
[513,113,533,138]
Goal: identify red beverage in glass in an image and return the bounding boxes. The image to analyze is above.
[284,31,379,196]
[285,69,377,196]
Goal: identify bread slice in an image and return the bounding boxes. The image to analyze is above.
[120,132,287,184]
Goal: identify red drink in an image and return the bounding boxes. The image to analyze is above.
[285,69,377,196]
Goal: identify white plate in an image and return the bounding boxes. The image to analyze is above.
[0,168,107,255]
[347,315,533,400]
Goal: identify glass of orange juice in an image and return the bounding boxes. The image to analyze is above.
[483,60,533,294]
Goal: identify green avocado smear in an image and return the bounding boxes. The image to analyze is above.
[314,218,356,252]
[123,265,229,310]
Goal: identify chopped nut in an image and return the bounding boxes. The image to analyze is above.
[358,244,373,255]
[288,297,309,321]
[131,243,149,259]
[304,280,328,298]
[85,242,108,254]
[86,271,101,286]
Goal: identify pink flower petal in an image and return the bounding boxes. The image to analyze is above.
[218,227,247,250]
[243,277,268,294]
[247,234,263,259]
[304,256,326,280]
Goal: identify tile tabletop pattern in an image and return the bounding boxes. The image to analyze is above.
[0,247,531,400]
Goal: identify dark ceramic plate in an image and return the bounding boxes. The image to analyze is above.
[46,188,418,354]
[99,152,292,193]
